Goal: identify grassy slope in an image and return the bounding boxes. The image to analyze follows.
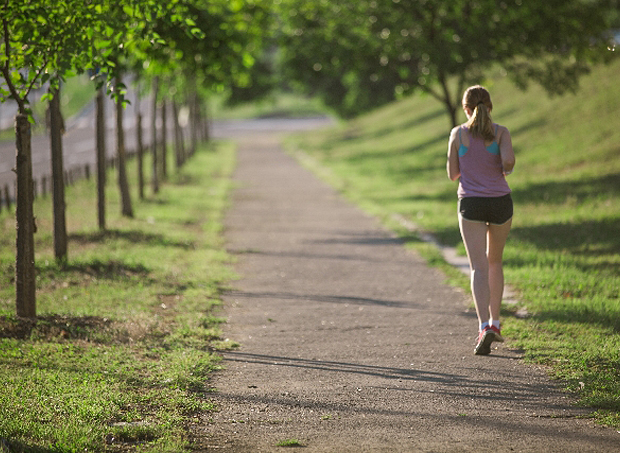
[0,143,237,452]
[210,91,330,120]
[289,59,620,426]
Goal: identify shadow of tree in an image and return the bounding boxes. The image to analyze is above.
[340,134,446,165]
[508,118,548,139]
[527,303,620,333]
[363,108,445,142]
[34,258,151,283]
[0,314,114,341]
[217,351,587,418]
[70,228,196,250]
[507,217,620,331]
[514,172,620,205]
[0,439,62,453]
[62,259,152,279]
[335,108,445,145]
[510,218,620,257]
[226,290,421,309]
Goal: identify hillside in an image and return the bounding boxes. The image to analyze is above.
[292,57,620,257]
[290,58,620,426]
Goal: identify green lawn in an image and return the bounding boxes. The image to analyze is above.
[210,90,330,120]
[287,59,620,427]
[0,142,237,452]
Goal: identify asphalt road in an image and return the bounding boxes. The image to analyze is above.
[0,92,149,200]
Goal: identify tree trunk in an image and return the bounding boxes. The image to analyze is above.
[96,84,106,231]
[49,86,67,262]
[115,76,133,218]
[15,114,36,318]
[136,94,145,200]
[161,99,167,180]
[447,103,458,129]
[191,94,199,156]
[4,184,11,212]
[194,99,202,143]
[438,74,459,128]
[187,80,198,157]
[200,102,210,143]
[151,76,160,194]
[172,101,184,169]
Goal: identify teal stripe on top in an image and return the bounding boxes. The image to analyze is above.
[486,141,499,155]
[458,125,499,156]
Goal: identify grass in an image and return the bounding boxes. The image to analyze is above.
[287,58,620,428]
[0,140,237,452]
[210,90,331,120]
[276,438,303,447]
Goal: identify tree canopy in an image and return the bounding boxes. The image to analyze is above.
[0,0,269,318]
[277,0,616,125]
[0,0,97,113]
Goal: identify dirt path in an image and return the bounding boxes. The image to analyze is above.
[192,127,619,452]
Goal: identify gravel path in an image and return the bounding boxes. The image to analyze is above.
[192,126,619,452]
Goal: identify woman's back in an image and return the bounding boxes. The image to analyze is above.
[457,125,510,198]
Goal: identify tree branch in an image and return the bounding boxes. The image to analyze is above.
[438,71,459,127]
[1,15,26,113]
[24,56,49,99]
[456,73,466,109]
[419,83,444,104]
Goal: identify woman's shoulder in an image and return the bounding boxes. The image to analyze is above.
[449,125,462,139]
[451,124,466,132]
[494,123,511,139]
[450,124,468,135]
[494,123,510,134]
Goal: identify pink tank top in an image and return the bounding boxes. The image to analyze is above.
[457,125,511,198]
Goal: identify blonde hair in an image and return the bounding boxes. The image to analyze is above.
[463,85,494,141]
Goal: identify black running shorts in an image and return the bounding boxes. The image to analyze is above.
[458,194,513,225]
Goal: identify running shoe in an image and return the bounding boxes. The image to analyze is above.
[489,325,504,343]
[474,326,494,355]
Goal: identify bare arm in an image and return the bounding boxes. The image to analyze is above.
[498,126,515,175]
[447,127,460,181]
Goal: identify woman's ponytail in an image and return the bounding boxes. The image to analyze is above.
[463,86,495,141]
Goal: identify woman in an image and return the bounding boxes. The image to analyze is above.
[447,85,515,355]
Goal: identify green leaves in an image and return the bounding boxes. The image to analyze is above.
[0,0,265,115]
[277,0,614,120]
[1,0,101,112]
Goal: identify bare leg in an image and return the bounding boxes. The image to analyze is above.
[458,216,490,326]
[487,219,512,324]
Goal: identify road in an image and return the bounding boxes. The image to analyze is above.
[0,89,152,199]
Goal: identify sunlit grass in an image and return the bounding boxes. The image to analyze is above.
[210,90,332,120]
[0,141,237,452]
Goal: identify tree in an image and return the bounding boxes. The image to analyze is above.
[278,0,615,125]
[171,99,185,169]
[0,0,178,315]
[135,82,146,200]
[114,74,133,217]
[151,76,160,194]
[0,0,273,318]
[49,85,68,262]
[95,78,106,230]
[145,0,272,142]
[0,0,97,317]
